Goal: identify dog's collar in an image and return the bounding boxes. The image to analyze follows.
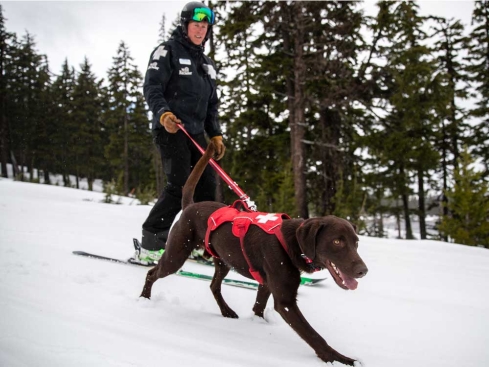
[297,222,323,272]
[301,254,323,272]
[276,224,322,273]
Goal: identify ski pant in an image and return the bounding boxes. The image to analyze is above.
[141,130,216,251]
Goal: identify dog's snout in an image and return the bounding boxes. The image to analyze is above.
[354,263,368,278]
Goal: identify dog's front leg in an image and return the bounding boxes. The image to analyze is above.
[210,259,238,318]
[252,284,271,318]
[274,299,355,365]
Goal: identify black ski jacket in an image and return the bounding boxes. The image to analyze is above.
[143,26,221,138]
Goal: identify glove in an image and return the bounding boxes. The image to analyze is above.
[211,135,226,161]
[160,112,181,134]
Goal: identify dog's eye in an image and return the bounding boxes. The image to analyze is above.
[333,239,341,246]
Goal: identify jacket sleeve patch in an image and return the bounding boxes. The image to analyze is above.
[148,62,159,70]
[152,46,168,60]
[202,64,217,79]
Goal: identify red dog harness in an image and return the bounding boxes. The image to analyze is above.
[205,201,290,284]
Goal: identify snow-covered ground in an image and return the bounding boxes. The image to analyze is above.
[1,178,488,367]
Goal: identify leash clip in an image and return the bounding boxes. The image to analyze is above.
[301,254,322,272]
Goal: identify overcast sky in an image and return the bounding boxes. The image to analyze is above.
[1,1,476,82]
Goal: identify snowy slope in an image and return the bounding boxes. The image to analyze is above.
[1,178,488,367]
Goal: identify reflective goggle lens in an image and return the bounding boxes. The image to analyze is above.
[192,7,215,24]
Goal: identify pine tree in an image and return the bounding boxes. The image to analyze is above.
[466,0,489,175]
[438,148,489,247]
[71,57,105,190]
[429,16,471,239]
[158,14,167,44]
[0,4,11,178]
[105,41,152,195]
[303,1,369,217]
[7,32,50,181]
[214,1,292,213]
[368,1,440,239]
[30,53,52,184]
[50,59,76,186]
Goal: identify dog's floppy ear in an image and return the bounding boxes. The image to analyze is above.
[296,218,324,260]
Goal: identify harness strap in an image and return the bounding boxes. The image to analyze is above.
[204,216,220,258]
[235,220,264,284]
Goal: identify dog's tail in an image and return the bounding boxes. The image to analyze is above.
[182,142,216,210]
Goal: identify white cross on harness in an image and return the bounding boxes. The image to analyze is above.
[153,46,168,60]
[256,214,279,224]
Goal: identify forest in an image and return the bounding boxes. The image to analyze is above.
[0,1,488,247]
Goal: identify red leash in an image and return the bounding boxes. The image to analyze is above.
[177,124,257,212]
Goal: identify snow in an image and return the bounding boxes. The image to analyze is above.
[1,178,489,367]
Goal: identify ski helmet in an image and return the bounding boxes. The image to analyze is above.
[180,2,215,41]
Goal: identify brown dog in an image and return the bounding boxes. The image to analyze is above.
[140,142,368,366]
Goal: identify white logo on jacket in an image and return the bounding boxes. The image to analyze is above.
[179,67,192,76]
[148,62,159,70]
[152,46,167,60]
[202,64,217,79]
[179,58,191,65]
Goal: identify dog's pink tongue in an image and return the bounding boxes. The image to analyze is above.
[339,270,358,290]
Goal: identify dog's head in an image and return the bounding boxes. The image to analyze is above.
[296,216,368,290]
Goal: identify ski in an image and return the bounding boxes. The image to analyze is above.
[131,238,326,286]
[72,250,258,290]
[185,252,326,286]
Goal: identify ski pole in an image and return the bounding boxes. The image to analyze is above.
[177,124,257,212]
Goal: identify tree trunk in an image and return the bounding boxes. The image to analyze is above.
[44,169,50,185]
[320,108,341,215]
[124,113,129,195]
[0,36,7,178]
[440,120,449,241]
[10,150,20,177]
[290,2,308,219]
[417,167,427,239]
[401,193,414,239]
[399,165,414,239]
[0,113,7,178]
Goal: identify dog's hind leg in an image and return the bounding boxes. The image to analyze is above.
[252,284,271,318]
[140,229,195,299]
[210,258,238,318]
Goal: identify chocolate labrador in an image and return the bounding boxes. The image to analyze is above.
[140,142,368,365]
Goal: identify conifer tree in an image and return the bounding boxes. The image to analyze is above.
[7,32,50,181]
[466,0,489,174]
[429,17,471,239]
[369,1,440,239]
[105,41,152,195]
[0,4,11,178]
[438,148,489,247]
[214,1,292,213]
[304,1,369,217]
[50,59,76,186]
[158,14,167,44]
[30,53,52,184]
[71,57,105,190]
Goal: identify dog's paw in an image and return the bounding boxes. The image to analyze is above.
[317,350,356,366]
[222,309,239,319]
[250,314,268,324]
[136,296,154,308]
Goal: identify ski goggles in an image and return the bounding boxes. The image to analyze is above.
[192,7,215,24]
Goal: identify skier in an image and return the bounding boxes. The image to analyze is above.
[131,2,225,265]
